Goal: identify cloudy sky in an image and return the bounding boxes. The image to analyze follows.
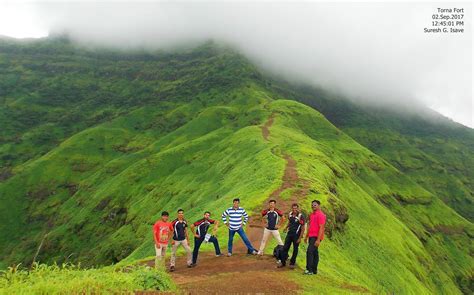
[0,1,472,127]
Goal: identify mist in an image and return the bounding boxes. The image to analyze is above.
[4,1,473,127]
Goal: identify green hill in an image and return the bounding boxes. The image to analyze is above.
[276,84,474,222]
[0,37,472,293]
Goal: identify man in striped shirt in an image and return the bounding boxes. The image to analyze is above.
[221,198,258,256]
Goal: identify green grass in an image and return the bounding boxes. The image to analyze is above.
[0,262,175,294]
[0,37,472,293]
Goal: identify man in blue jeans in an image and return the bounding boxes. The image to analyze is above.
[221,198,258,256]
[190,211,222,266]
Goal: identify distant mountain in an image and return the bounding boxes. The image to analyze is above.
[0,37,472,293]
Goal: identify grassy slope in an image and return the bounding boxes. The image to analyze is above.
[278,85,474,222]
[0,38,472,293]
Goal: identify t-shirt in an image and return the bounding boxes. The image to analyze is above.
[193,218,216,238]
[171,219,188,241]
[262,208,283,230]
[222,207,249,230]
[308,210,326,239]
[287,211,305,236]
[153,220,172,245]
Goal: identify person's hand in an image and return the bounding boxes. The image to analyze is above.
[304,237,308,244]
[296,238,301,244]
[225,223,229,228]
[315,239,321,247]
[171,240,175,245]
[275,225,280,230]
[194,234,200,238]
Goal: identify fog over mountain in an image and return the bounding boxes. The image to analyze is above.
[1,1,472,127]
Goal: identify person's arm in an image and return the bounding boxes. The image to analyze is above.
[315,224,324,247]
[222,209,229,227]
[153,224,160,245]
[261,210,267,227]
[298,218,305,243]
[276,210,284,229]
[304,220,309,243]
[191,223,199,238]
[170,222,176,245]
[315,215,326,247]
[185,223,189,243]
[283,214,290,232]
[243,209,249,226]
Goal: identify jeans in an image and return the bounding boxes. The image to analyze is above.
[306,237,320,273]
[281,233,300,266]
[228,227,255,254]
[192,235,221,264]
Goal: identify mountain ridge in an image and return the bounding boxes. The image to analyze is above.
[0,37,472,293]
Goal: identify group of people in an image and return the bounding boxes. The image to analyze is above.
[153,198,326,275]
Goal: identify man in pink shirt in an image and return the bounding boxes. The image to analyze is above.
[304,200,326,275]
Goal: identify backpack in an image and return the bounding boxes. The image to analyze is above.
[273,245,284,260]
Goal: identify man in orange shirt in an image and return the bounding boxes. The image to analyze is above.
[153,211,172,268]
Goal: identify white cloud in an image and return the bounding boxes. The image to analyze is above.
[0,1,472,127]
[0,3,48,38]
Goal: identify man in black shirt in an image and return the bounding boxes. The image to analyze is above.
[190,211,222,266]
[279,203,305,268]
[170,209,192,271]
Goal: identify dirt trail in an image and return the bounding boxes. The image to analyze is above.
[261,112,275,141]
[147,114,310,294]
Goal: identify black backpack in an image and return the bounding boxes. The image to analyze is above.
[273,245,284,260]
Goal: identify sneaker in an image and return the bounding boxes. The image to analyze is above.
[257,250,263,256]
[188,263,196,268]
[303,269,314,275]
[227,253,232,257]
[169,266,175,272]
[251,250,258,255]
[289,264,295,270]
[216,254,224,257]
[276,260,284,268]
